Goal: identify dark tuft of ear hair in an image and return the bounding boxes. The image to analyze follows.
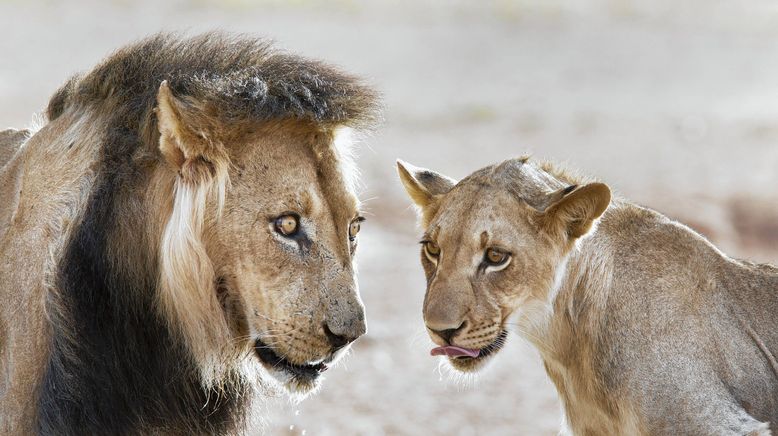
[396,160,456,208]
[540,182,611,239]
[396,160,457,225]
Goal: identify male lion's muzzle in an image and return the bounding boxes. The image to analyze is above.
[323,291,367,351]
[253,278,366,394]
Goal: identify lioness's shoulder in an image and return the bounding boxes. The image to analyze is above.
[0,128,31,168]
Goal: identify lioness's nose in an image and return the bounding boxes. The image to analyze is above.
[424,296,468,343]
[427,321,466,344]
[323,317,366,350]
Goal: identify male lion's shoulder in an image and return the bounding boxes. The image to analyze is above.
[0,128,30,168]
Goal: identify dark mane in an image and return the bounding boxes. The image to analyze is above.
[46,32,380,134]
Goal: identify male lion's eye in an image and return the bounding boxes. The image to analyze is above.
[424,241,440,258]
[349,217,365,241]
[274,214,299,237]
[484,247,510,266]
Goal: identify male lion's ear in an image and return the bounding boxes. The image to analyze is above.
[396,160,456,208]
[156,81,226,180]
[156,81,189,170]
[541,183,611,239]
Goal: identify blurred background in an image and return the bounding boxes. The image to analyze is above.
[2,0,778,434]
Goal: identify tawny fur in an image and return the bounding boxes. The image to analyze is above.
[1,33,378,434]
[398,157,777,436]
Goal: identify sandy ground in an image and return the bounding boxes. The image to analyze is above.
[2,1,778,434]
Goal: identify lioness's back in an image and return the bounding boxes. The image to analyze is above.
[593,204,778,431]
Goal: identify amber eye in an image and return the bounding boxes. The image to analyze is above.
[484,247,510,266]
[349,218,364,241]
[274,214,299,237]
[424,241,441,259]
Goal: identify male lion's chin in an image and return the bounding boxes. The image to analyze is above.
[254,339,340,397]
[264,366,323,397]
[445,329,508,374]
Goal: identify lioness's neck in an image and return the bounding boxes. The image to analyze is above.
[520,203,620,357]
[526,202,634,433]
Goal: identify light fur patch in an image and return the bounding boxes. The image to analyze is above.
[27,112,47,135]
[158,163,232,385]
[332,126,360,198]
[510,251,570,346]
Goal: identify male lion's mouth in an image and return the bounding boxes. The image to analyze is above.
[254,339,329,385]
[430,330,508,370]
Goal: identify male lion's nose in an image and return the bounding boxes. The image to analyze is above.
[323,318,366,351]
[427,321,466,344]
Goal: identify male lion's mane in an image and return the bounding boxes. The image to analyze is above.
[38,33,379,434]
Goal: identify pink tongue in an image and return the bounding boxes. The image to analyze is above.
[430,346,480,358]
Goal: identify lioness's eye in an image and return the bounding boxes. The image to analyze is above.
[424,241,440,258]
[349,217,365,241]
[274,214,299,237]
[484,247,510,266]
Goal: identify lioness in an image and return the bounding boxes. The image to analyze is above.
[398,157,778,435]
[1,33,378,434]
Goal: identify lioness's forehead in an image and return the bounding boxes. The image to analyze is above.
[430,185,523,240]
[431,159,567,233]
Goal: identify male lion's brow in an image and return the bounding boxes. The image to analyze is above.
[273,199,304,215]
[272,191,318,216]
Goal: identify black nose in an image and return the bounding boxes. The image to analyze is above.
[323,322,359,351]
[430,321,466,344]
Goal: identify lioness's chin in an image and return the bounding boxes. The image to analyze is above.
[254,339,343,395]
[446,329,508,374]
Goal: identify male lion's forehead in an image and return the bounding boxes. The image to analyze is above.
[271,186,322,215]
[241,126,359,221]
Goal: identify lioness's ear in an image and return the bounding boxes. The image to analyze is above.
[396,160,456,208]
[541,182,611,239]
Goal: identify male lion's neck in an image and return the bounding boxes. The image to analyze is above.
[38,128,250,434]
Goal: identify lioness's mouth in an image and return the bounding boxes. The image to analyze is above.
[254,339,329,384]
[430,330,508,371]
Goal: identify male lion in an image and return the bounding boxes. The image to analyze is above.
[397,157,778,435]
[0,33,378,434]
